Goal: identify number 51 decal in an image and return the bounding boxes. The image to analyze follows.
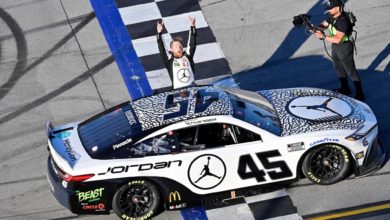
[238,150,293,182]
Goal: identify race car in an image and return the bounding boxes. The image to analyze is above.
[46,86,385,219]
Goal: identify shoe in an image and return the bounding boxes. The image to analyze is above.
[336,77,351,95]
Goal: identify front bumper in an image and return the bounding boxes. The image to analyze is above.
[355,138,386,177]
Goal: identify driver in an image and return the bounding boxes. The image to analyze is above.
[156,16,197,89]
[219,124,234,145]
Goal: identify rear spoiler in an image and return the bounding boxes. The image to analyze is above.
[45,121,80,168]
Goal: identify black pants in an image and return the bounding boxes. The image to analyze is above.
[331,41,360,81]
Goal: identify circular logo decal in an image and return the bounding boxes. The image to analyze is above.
[188,154,226,190]
[55,131,71,139]
[177,68,191,83]
[286,96,353,122]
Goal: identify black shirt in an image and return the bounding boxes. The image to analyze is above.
[326,13,352,36]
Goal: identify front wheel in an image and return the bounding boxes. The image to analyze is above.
[112,180,161,220]
[302,144,351,185]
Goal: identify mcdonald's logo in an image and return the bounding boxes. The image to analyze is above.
[169,191,181,203]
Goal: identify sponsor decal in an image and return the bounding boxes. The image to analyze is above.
[310,138,339,147]
[125,110,137,125]
[355,151,365,159]
[76,187,104,203]
[55,131,71,139]
[169,191,181,203]
[98,160,182,176]
[63,139,79,161]
[363,138,369,147]
[287,142,305,152]
[174,60,180,67]
[113,138,132,150]
[169,203,187,210]
[82,203,105,211]
[188,154,226,190]
[184,118,217,126]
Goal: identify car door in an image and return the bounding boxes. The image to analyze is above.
[225,123,295,189]
[178,120,295,195]
[126,121,233,194]
[180,122,236,192]
[127,117,295,196]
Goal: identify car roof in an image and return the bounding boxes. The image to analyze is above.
[130,86,234,131]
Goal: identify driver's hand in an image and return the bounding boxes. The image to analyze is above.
[157,20,164,33]
[189,15,196,27]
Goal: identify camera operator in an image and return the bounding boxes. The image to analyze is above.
[314,0,364,100]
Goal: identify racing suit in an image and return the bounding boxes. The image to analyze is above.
[157,26,197,89]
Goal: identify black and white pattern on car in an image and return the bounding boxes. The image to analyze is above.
[132,86,233,130]
[115,0,232,89]
[259,88,366,136]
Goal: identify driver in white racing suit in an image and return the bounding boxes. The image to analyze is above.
[156,16,197,89]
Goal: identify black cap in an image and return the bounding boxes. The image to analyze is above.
[327,0,342,10]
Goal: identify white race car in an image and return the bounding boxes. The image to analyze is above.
[46,86,385,220]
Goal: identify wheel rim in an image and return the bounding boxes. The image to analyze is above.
[119,184,153,217]
[310,146,344,179]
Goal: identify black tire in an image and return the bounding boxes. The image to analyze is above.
[112,180,161,220]
[302,144,351,185]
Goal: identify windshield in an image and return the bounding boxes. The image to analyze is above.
[224,88,282,136]
[78,103,144,158]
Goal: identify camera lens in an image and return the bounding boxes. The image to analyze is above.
[293,16,303,25]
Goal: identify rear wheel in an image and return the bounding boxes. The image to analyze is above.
[302,144,351,185]
[112,180,161,220]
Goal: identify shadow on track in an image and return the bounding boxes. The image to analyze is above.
[233,2,390,163]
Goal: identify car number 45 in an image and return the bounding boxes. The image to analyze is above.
[238,150,293,182]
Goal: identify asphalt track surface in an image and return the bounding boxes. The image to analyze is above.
[0,0,389,219]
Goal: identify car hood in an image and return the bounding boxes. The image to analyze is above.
[258,88,375,137]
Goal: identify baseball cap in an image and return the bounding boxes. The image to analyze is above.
[327,0,342,10]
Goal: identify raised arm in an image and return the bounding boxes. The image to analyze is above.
[186,16,197,58]
[156,21,170,68]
